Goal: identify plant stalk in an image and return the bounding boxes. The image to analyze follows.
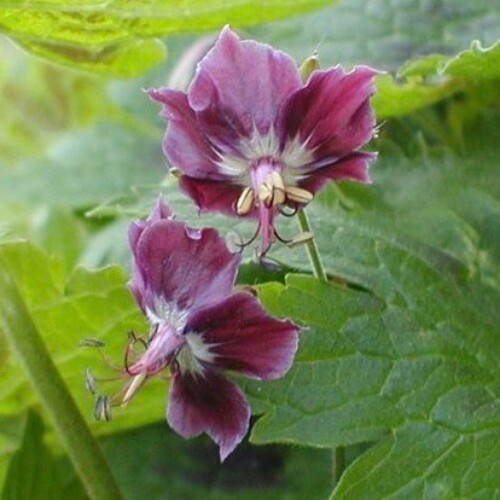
[295,209,346,482]
[296,208,328,282]
[0,259,123,500]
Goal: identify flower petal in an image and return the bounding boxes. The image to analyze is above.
[299,152,377,193]
[168,369,250,461]
[128,196,173,251]
[131,218,240,314]
[187,292,300,380]
[148,88,227,179]
[189,26,302,139]
[279,66,379,159]
[128,197,174,311]
[179,175,245,217]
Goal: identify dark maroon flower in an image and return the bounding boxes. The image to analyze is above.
[125,198,299,460]
[149,26,379,256]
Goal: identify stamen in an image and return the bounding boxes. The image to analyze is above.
[236,187,255,215]
[287,231,314,248]
[121,373,148,407]
[273,227,292,244]
[258,182,273,205]
[299,53,320,82]
[79,338,106,348]
[279,205,299,217]
[256,253,282,272]
[233,221,262,249]
[128,330,148,349]
[269,171,286,205]
[124,331,148,375]
[285,186,314,205]
[80,337,121,370]
[169,167,182,178]
[94,395,112,421]
[85,368,98,395]
[225,231,245,254]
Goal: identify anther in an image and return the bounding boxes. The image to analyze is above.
[85,368,98,395]
[279,205,299,217]
[236,187,255,215]
[285,186,314,205]
[79,338,106,348]
[299,53,320,82]
[258,183,273,205]
[256,254,282,272]
[269,172,286,205]
[169,167,182,178]
[94,395,112,421]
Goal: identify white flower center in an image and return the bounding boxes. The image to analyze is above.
[176,332,216,376]
[214,125,314,183]
[146,297,188,332]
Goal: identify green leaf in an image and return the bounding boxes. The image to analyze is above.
[334,423,500,498]
[373,40,500,118]
[0,0,336,77]
[402,40,500,81]
[0,48,108,166]
[0,415,27,493]
[371,74,458,119]
[99,422,333,500]
[31,205,87,272]
[256,0,499,71]
[17,38,167,79]
[0,241,165,434]
[264,109,500,285]
[246,258,499,495]
[256,1,500,118]
[238,113,499,496]
[2,411,59,500]
[0,123,165,208]
[1,411,85,500]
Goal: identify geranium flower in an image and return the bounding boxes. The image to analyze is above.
[125,199,299,460]
[149,26,379,256]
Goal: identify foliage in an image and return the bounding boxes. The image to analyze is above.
[0,0,335,77]
[0,0,499,498]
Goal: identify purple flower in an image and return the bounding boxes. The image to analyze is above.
[149,26,379,256]
[126,198,299,460]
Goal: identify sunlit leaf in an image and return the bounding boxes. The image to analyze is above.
[1,411,85,500]
[0,0,336,76]
[0,241,164,434]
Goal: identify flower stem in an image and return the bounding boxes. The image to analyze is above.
[296,208,328,282]
[0,259,123,500]
[295,210,346,482]
[334,445,346,484]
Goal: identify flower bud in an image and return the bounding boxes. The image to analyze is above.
[299,54,320,82]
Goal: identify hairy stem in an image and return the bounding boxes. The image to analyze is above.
[0,259,123,500]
